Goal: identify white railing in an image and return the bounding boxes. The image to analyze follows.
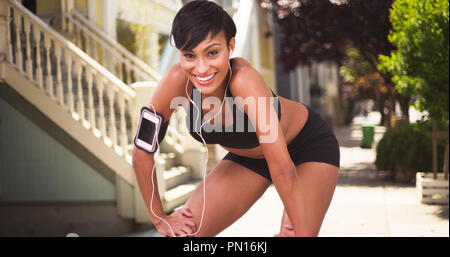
[61,7,161,84]
[4,0,137,159]
[2,0,257,164]
[231,0,254,59]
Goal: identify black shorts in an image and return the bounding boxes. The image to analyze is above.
[222,104,340,183]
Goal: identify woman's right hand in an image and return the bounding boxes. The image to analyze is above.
[155,208,197,237]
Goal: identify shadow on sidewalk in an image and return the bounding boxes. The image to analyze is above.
[433,205,449,220]
[334,124,415,189]
[337,170,414,188]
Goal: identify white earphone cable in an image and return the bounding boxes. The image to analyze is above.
[148,59,233,237]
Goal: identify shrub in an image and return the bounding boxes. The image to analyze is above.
[375,120,447,183]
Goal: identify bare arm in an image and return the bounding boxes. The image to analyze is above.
[132,147,166,226]
[131,63,196,236]
[272,165,310,236]
[231,62,311,236]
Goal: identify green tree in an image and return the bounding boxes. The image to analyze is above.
[379,0,449,179]
[379,0,449,122]
[263,0,412,126]
[340,48,396,125]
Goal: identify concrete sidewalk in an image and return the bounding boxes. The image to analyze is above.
[218,124,448,237]
[322,125,448,237]
[129,122,449,237]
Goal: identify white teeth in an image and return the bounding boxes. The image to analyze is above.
[195,73,215,81]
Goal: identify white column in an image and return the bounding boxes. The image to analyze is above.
[55,42,64,106]
[118,94,128,155]
[44,35,53,98]
[34,28,43,90]
[0,1,13,64]
[66,0,74,33]
[97,76,107,138]
[88,0,96,25]
[24,17,33,79]
[13,10,23,72]
[75,59,85,121]
[61,0,66,32]
[107,86,117,147]
[299,65,310,106]
[148,28,159,70]
[65,51,74,113]
[86,68,96,129]
[250,7,261,73]
[102,0,117,40]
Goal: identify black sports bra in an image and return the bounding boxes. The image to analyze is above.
[185,59,282,149]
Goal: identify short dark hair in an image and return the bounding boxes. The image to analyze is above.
[170,0,237,51]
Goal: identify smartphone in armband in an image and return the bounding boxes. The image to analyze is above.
[134,107,163,154]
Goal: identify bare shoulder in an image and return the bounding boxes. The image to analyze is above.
[229,57,270,96]
[146,63,190,121]
[163,63,189,93]
[231,57,252,72]
[151,63,191,100]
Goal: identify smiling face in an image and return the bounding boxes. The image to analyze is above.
[179,30,235,96]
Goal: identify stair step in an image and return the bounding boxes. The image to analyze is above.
[164,166,191,190]
[163,180,201,212]
[158,152,176,170]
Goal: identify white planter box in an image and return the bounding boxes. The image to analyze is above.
[416,172,449,204]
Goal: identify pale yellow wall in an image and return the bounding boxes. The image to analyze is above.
[95,0,103,29]
[258,8,274,70]
[75,0,88,8]
[259,29,274,69]
[256,7,275,90]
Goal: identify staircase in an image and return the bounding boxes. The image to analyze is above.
[0,0,205,224]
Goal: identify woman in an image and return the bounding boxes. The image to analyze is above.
[132,0,340,237]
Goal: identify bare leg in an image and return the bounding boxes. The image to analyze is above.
[277,162,339,237]
[183,159,271,237]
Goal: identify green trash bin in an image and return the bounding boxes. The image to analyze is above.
[361,124,375,148]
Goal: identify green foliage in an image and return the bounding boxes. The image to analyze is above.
[378,0,449,121]
[375,120,447,182]
[340,48,376,84]
[340,48,393,103]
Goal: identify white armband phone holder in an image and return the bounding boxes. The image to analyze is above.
[134,106,165,154]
